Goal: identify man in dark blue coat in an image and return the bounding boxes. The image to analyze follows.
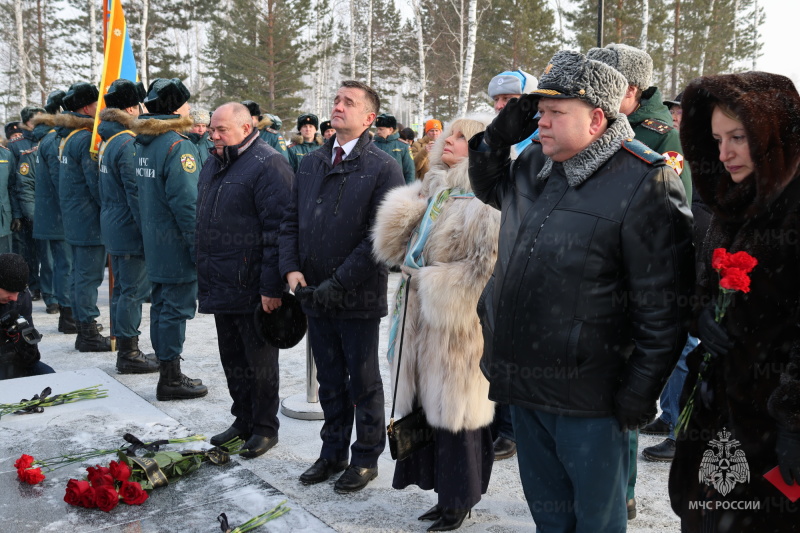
[57,82,112,352]
[280,80,404,493]
[98,79,158,374]
[30,91,75,331]
[133,78,207,401]
[197,102,292,458]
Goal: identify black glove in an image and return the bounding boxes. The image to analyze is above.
[10,218,22,232]
[14,339,40,367]
[483,94,539,149]
[294,284,316,303]
[23,217,33,230]
[697,306,733,359]
[776,426,800,485]
[614,388,657,432]
[312,275,347,311]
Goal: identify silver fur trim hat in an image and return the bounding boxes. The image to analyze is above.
[533,50,628,118]
[189,107,210,125]
[587,43,653,90]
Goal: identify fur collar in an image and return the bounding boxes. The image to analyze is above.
[99,107,136,128]
[131,115,193,136]
[53,112,95,130]
[256,116,273,130]
[290,133,323,146]
[681,72,800,221]
[30,114,57,128]
[537,113,634,187]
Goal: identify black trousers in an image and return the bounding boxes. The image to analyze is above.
[215,313,280,438]
[307,316,385,468]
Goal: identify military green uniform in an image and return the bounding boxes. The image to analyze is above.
[373,132,415,184]
[628,87,692,203]
[132,114,199,363]
[256,116,289,160]
[186,131,214,167]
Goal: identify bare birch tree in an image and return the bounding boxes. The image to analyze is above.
[411,0,427,123]
[15,0,27,105]
[456,0,477,116]
[141,0,149,87]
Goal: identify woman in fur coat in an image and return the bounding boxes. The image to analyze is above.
[668,72,800,532]
[373,116,499,532]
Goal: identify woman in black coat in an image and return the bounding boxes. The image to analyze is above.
[669,72,800,532]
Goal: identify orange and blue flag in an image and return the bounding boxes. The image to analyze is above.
[91,0,138,153]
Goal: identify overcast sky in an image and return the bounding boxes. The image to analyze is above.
[755,0,798,86]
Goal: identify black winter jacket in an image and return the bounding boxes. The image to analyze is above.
[279,130,404,319]
[469,124,694,417]
[196,132,293,314]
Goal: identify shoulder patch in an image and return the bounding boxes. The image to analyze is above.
[19,162,30,175]
[621,138,666,166]
[662,151,685,175]
[640,118,673,135]
[180,154,197,173]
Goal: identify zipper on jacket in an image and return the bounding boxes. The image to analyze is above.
[333,175,348,215]
[211,183,225,219]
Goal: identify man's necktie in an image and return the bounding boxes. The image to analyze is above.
[333,146,345,166]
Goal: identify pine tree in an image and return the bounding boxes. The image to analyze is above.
[204,0,309,119]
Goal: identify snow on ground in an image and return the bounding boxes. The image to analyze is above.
[31,271,681,532]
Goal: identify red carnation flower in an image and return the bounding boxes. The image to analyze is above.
[94,485,120,512]
[64,479,92,507]
[109,460,131,482]
[14,454,34,470]
[17,467,46,485]
[725,251,758,273]
[712,248,730,270]
[720,267,751,293]
[119,481,149,505]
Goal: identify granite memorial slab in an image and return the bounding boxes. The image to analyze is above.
[0,368,332,532]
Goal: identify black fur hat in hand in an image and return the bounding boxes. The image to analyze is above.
[253,293,307,349]
[143,78,191,115]
[104,79,146,109]
[63,82,100,112]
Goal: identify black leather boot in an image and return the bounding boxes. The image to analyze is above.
[156,359,208,401]
[75,321,112,352]
[116,337,158,374]
[58,306,78,334]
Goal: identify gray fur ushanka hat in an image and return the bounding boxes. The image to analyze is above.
[533,50,628,118]
[587,43,653,90]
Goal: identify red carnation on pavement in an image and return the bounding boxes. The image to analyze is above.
[94,485,120,512]
[14,454,34,470]
[119,481,149,505]
[17,467,45,485]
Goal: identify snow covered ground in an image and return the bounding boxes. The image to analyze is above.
[29,271,681,532]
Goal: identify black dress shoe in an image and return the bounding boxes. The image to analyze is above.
[642,438,676,462]
[240,435,278,458]
[31,290,41,301]
[333,465,378,493]
[493,437,517,461]
[418,504,441,521]
[210,426,251,447]
[641,417,670,436]
[427,509,470,531]
[299,458,348,485]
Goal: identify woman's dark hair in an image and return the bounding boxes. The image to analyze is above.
[399,127,416,142]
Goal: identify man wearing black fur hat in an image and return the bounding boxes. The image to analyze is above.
[242,101,289,161]
[198,102,293,458]
[320,120,335,141]
[0,253,50,380]
[98,79,158,374]
[287,113,323,172]
[29,90,76,329]
[372,113,414,184]
[57,82,113,353]
[132,78,207,401]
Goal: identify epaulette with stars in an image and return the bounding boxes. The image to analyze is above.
[639,118,673,135]
[621,138,666,166]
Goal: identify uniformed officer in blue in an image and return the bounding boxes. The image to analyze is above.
[0,143,13,253]
[30,91,76,330]
[372,113,414,184]
[132,78,207,401]
[242,101,290,161]
[57,82,112,352]
[10,107,45,300]
[98,79,158,375]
